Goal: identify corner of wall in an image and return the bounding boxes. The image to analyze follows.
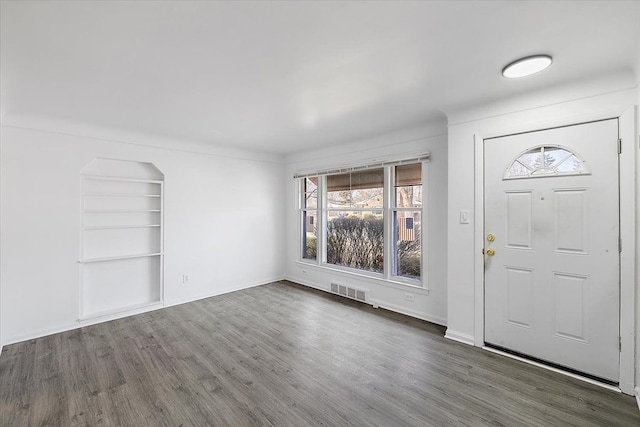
[444,329,475,346]
[1,113,285,165]
[0,123,4,349]
[284,118,447,167]
[635,89,640,392]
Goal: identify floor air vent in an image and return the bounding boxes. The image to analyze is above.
[330,283,367,303]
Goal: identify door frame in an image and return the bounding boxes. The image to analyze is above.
[473,107,636,395]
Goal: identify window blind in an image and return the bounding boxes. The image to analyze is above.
[293,153,430,179]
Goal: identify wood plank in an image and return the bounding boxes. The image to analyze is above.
[1,280,638,426]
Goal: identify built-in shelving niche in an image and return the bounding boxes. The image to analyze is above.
[79,159,164,320]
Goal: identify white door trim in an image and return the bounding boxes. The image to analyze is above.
[473,107,636,395]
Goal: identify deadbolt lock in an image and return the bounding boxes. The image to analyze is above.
[487,233,496,242]
[486,248,496,256]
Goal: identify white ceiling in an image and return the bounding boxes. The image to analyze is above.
[2,1,639,155]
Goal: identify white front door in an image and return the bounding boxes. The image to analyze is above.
[484,119,620,382]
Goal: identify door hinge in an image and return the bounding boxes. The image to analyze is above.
[619,336,622,352]
[618,138,622,154]
[619,237,622,253]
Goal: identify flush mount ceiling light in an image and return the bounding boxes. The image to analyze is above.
[502,55,552,78]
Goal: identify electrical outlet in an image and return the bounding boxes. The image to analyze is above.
[182,274,190,284]
[404,293,414,302]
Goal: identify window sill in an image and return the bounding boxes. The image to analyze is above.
[294,260,430,294]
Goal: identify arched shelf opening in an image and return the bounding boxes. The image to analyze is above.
[79,158,165,319]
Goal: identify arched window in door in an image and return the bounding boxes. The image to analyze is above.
[503,145,590,180]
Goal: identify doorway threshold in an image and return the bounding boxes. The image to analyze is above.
[482,345,620,394]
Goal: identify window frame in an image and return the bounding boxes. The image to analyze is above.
[297,159,428,289]
[390,164,424,283]
[325,167,385,274]
[300,177,319,261]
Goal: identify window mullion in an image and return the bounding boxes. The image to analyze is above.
[300,177,320,263]
[318,175,327,265]
[299,179,307,261]
[326,208,378,212]
[421,160,428,288]
[383,166,393,280]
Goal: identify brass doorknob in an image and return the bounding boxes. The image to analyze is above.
[486,248,496,256]
[487,233,495,242]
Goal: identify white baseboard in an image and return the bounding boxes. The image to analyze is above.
[444,329,475,346]
[2,321,86,347]
[0,277,284,348]
[79,301,164,324]
[368,298,447,326]
[285,275,447,327]
[635,387,640,411]
[164,276,285,308]
[284,275,329,292]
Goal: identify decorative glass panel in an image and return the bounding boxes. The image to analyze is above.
[504,145,589,180]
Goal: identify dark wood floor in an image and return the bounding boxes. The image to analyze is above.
[1,281,638,426]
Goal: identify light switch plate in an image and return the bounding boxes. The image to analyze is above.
[460,210,470,224]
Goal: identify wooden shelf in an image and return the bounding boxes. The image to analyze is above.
[80,167,165,320]
[84,209,161,213]
[84,224,160,230]
[81,175,164,184]
[79,252,163,264]
[79,300,163,321]
[83,193,161,198]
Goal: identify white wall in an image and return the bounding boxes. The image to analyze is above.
[283,121,449,326]
[0,124,3,350]
[445,81,638,390]
[636,83,640,395]
[0,119,286,344]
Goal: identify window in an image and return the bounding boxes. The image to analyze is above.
[326,169,384,272]
[301,177,317,260]
[504,145,588,179]
[298,159,426,286]
[393,163,422,280]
